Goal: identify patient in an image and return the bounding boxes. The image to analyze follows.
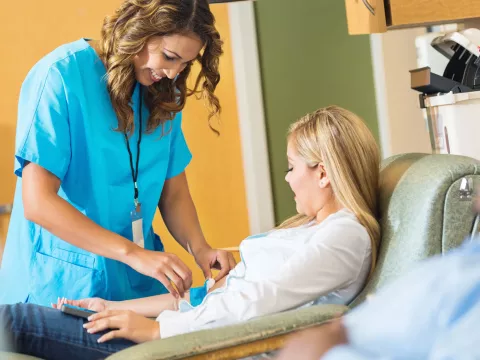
[0,105,380,360]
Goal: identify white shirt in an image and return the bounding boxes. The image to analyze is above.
[157,209,372,338]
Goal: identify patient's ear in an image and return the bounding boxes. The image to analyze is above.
[317,164,330,188]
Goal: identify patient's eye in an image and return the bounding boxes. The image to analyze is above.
[285,167,293,173]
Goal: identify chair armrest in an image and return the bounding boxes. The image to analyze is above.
[107,304,349,360]
[220,247,240,263]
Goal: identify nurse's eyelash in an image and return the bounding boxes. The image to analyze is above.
[285,167,293,174]
[163,53,176,61]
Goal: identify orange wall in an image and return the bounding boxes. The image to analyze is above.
[0,1,249,284]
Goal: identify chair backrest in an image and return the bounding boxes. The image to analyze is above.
[352,153,480,306]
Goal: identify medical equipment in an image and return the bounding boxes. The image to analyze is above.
[410,28,480,159]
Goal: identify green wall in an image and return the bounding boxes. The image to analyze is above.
[255,0,379,224]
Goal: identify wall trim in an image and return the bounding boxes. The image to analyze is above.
[228,2,275,234]
[369,34,392,159]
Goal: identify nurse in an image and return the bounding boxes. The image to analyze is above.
[0,0,236,306]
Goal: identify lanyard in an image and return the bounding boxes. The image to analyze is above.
[124,86,143,208]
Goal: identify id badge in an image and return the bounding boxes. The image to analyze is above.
[130,203,145,248]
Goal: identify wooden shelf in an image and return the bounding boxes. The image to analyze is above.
[389,0,480,28]
[345,0,480,34]
[345,0,387,34]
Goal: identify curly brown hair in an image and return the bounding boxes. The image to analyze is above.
[98,0,223,134]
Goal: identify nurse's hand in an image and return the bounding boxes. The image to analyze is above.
[83,310,160,344]
[194,247,237,281]
[127,248,192,298]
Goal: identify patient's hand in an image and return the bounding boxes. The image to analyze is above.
[52,297,108,312]
[84,310,160,343]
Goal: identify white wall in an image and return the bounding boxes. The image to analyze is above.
[228,2,275,234]
[370,28,432,158]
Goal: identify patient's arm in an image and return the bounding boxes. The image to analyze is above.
[112,274,229,316]
[57,274,229,318]
[55,294,181,318]
[107,293,180,318]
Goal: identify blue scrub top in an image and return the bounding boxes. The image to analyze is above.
[0,39,192,306]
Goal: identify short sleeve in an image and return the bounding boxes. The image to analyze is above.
[165,112,192,179]
[14,65,71,181]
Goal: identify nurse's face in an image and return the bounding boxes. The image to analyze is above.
[133,33,203,86]
[285,141,329,217]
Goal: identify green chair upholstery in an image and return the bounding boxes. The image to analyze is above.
[0,353,42,360]
[3,153,480,360]
[352,153,480,306]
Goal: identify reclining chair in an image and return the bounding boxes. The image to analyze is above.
[3,153,480,360]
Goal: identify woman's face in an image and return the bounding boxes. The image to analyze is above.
[285,141,327,217]
[133,33,203,86]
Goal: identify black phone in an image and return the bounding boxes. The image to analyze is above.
[61,304,96,319]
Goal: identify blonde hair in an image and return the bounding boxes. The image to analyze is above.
[278,106,380,272]
[98,0,223,135]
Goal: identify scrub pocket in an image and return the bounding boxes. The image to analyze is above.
[28,248,104,306]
